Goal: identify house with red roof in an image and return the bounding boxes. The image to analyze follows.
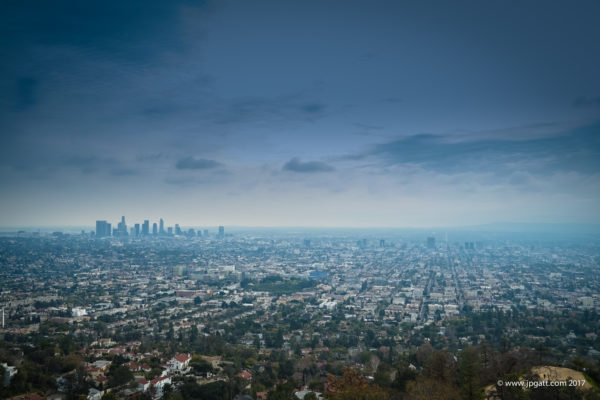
[150,375,172,398]
[237,370,252,380]
[167,353,191,374]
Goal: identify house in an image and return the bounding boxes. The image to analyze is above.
[167,353,191,373]
[136,377,150,392]
[150,375,172,398]
[255,392,267,400]
[237,370,252,380]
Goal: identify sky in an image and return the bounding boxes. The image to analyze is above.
[1,0,600,228]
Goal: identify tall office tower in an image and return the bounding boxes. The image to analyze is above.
[167,227,173,235]
[427,237,436,249]
[152,223,158,235]
[159,218,165,235]
[203,229,209,237]
[142,220,149,236]
[117,216,128,236]
[107,223,111,236]
[95,220,109,237]
[218,226,224,238]
[175,224,182,235]
[196,229,202,237]
[134,223,140,236]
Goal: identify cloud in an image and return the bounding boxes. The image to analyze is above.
[175,156,223,170]
[282,157,335,173]
[356,122,600,176]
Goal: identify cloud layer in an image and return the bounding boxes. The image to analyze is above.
[1,0,600,227]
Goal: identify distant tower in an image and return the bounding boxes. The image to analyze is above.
[95,220,108,238]
[218,226,224,238]
[159,218,165,235]
[427,237,436,249]
[117,216,128,236]
[134,223,140,236]
[142,220,149,235]
[152,223,158,235]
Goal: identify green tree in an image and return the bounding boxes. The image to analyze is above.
[457,347,483,400]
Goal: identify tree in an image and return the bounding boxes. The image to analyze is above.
[304,393,318,400]
[457,347,483,400]
[325,368,389,400]
[190,356,213,376]
[107,365,134,388]
[405,378,460,400]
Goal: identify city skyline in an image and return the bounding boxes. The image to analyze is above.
[2,1,600,227]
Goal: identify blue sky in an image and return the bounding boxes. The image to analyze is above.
[1,0,600,227]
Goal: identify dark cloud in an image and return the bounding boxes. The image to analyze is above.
[175,157,223,170]
[283,157,335,173]
[0,1,204,61]
[359,122,600,175]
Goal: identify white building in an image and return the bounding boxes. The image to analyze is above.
[72,307,88,317]
[167,353,191,373]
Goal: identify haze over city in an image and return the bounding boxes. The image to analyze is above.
[2,0,600,228]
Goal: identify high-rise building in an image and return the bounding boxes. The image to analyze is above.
[380,239,385,247]
[117,216,128,237]
[167,227,173,235]
[95,220,110,237]
[427,237,436,249]
[218,226,224,238]
[152,223,158,235]
[142,220,149,236]
[134,223,140,236]
[159,218,165,235]
[203,229,209,237]
[175,224,182,235]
